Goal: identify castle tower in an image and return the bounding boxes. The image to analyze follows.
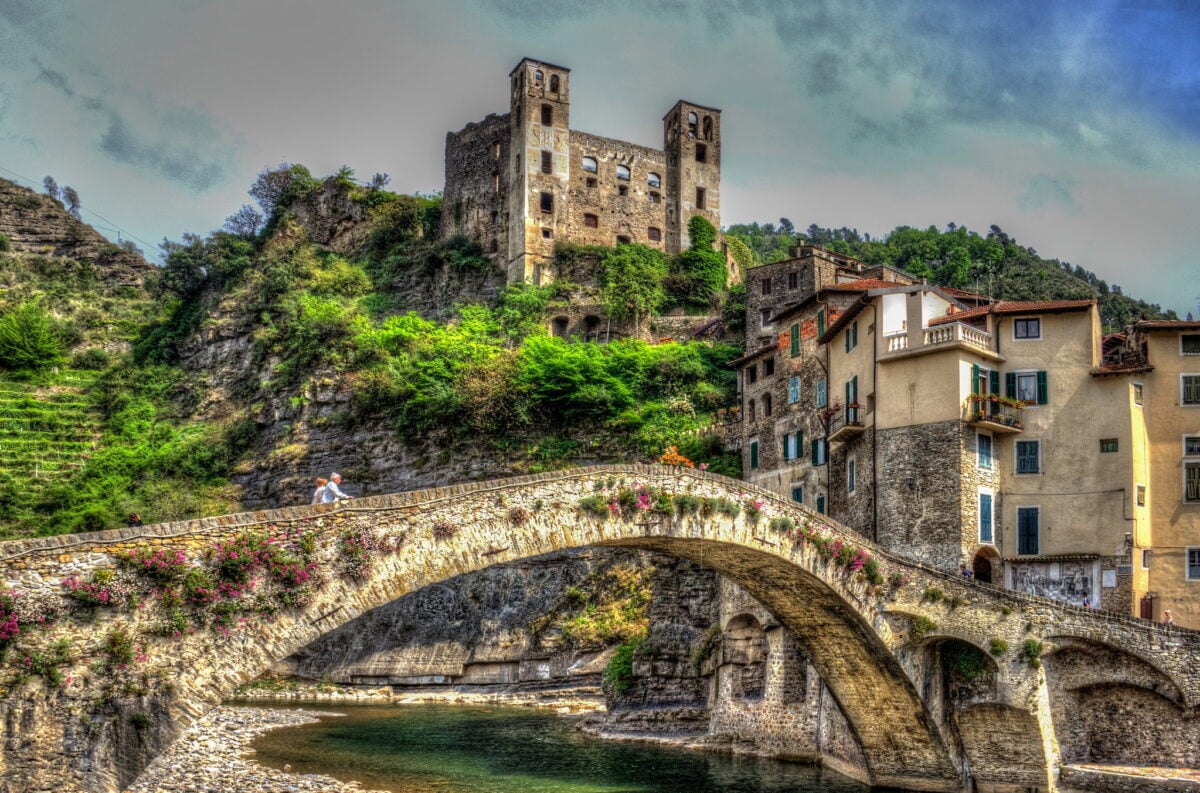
[507,58,571,284]
[663,101,721,253]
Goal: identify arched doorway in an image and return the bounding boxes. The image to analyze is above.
[972,552,994,584]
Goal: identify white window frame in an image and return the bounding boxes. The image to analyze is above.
[847,456,856,495]
[784,433,797,460]
[1185,460,1200,504]
[976,432,994,471]
[760,308,772,329]
[1187,547,1200,581]
[1185,435,1200,457]
[1181,333,1200,356]
[1012,316,1042,341]
[1014,438,1041,475]
[1142,549,1151,570]
[1136,484,1146,507]
[978,487,995,544]
[1181,374,1200,406]
[1016,505,1040,556]
[1133,382,1144,406]
[1015,370,1039,405]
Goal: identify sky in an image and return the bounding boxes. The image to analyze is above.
[0,0,1197,315]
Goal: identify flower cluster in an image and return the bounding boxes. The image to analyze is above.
[338,527,381,579]
[0,591,20,646]
[658,445,696,467]
[743,497,767,522]
[768,518,885,586]
[431,520,458,540]
[117,548,189,584]
[62,570,119,608]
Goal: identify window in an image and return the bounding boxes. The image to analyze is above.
[1136,484,1146,507]
[817,309,826,337]
[977,433,993,470]
[534,69,544,85]
[747,399,756,422]
[586,177,598,189]
[1014,317,1041,340]
[615,164,630,181]
[1015,440,1040,474]
[490,210,499,225]
[1142,549,1151,570]
[1188,548,1200,580]
[791,486,804,504]
[1185,436,1200,456]
[750,440,759,470]
[647,227,662,242]
[784,433,796,460]
[1186,462,1200,503]
[696,187,706,209]
[760,308,771,329]
[647,172,661,188]
[1017,507,1039,555]
[549,74,560,93]
[788,376,800,404]
[616,234,631,244]
[541,228,552,239]
[687,111,698,135]
[764,358,775,376]
[493,172,500,192]
[702,115,713,140]
[648,191,661,203]
[1100,438,1119,453]
[763,393,773,417]
[695,142,707,162]
[582,156,598,173]
[489,239,498,253]
[794,430,804,458]
[979,490,994,543]
[583,213,599,228]
[847,457,856,495]
[541,104,553,125]
[972,364,997,397]
[1008,370,1047,405]
[746,364,758,384]
[492,141,501,159]
[1182,334,1200,355]
[541,150,552,173]
[539,192,553,213]
[1182,374,1200,405]
[816,493,827,515]
[789,323,800,356]
[811,438,827,466]
[816,379,827,408]
[1133,382,1144,405]
[788,272,798,290]
[844,321,859,353]
[761,277,772,296]
[617,185,629,196]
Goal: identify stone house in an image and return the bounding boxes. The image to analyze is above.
[734,252,1200,625]
[440,57,721,285]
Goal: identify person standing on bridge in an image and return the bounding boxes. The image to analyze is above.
[323,472,354,503]
[1163,610,1175,625]
[311,477,328,505]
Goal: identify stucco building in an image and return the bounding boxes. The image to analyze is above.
[734,251,1200,626]
[440,57,722,286]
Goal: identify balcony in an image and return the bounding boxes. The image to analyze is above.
[827,403,866,443]
[880,321,999,361]
[965,394,1024,433]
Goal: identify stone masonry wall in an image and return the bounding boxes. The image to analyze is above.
[566,130,669,250]
[441,113,511,257]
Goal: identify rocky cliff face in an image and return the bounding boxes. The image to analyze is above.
[0,178,153,286]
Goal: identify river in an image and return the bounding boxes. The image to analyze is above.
[250,703,872,793]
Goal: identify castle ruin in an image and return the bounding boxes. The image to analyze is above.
[440,57,722,285]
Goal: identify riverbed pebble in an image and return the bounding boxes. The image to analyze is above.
[126,706,389,793]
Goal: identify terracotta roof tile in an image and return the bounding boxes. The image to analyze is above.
[928,299,1094,326]
[1135,320,1200,331]
[823,278,905,291]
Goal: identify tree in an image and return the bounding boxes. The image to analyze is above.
[248,162,319,223]
[223,205,264,239]
[599,243,667,328]
[778,217,795,235]
[0,302,65,371]
[669,216,728,310]
[62,186,81,219]
[42,176,60,202]
[369,172,391,191]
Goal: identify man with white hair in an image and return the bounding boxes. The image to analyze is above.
[322,472,353,503]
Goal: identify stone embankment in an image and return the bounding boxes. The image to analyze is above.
[235,680,605,712]
[126,706,387,793]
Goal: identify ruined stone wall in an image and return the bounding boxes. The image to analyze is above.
[566,131,668,250]
[441,113,511,258]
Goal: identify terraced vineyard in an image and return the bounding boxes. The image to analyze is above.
[0,371,102,526]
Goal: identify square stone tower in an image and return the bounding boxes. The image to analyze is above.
[664,101,722,252]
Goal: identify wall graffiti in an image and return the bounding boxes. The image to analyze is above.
[1010,560,1096,608]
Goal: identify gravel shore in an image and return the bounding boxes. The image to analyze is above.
[127,706,388,793]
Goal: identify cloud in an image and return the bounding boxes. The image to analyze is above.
[32,59,73,96]
[97,110,225,193]
[1018,174,1079,212]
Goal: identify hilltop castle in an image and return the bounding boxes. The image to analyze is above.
[440,57,722,285]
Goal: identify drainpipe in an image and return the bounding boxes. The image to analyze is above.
[871,302,879,544]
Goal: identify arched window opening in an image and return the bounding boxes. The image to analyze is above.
[615,164,631,181]
[695,187,706,209]
[762,393,773,417]
[541,150,552,174]
[583,213,599,228]
[489,239,499,253]
[584,314,603,342]
[702,115,713,140]
[551,316,569,337]
[647,227,662,242]
[616,234,631,244]
[534,69,544,85]
[549,74,560,93]
[747,399,756,422]
[490,210,499,225]
[582,156,598,173]
[647,172,661,188]
[723,614,767,701]
[687,111,698,137]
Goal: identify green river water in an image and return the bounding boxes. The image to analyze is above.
[249,704,874,793]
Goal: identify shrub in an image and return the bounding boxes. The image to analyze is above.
[910,615,938,640]
[509,506,531,527]
[118,548,189,584]
[743,498,766,523]
[431,520,457,539]
[944,642,990,681]
[102,627,136,668]
[1000,605,1013,616]
[923,587,945,603]
[768,515,796,533]
[948,595,967,609]
[338,527,379,579]
[988,638,1009,656]
[23,638,73,686]
[62,570,118,608]
[603,634,646,695]
[674,493,702,516]
[0,302,65,371]
[128,712,152,730]
[1022,639,1044,667]
[0,592,21,649]
[578,495,611,517]
[0,233,10,252]
[71,347,110,370]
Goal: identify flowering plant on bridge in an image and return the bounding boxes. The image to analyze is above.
[0,591,20,649]
[117,548,189,584]
[657,445,696,467]
[338,527,380,579]
[62,569,123,609]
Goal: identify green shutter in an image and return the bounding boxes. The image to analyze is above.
[852,322,858,348]
[971,364,981,395]
[817,310,825,336]
[989,370,1000,396]
[811,439,819,465]
[851,375,858,403]
[1036,371,1048,405]
[845,380,851,407]
[845,327,851,352]
[790,323,799,356]
[750,441,759,469]
[796,431,804,454]
[1006,372,1017,399]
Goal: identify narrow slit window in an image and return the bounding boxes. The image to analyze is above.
[539,192,553,213]
[540,104,552,125]
[695,142,707,163]
[696,187,706,209]
[540,150,552,174]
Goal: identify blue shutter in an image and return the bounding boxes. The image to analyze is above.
[1018,508,1039,555]
[817,310,825,336]
[817,380,827,408]
[788,376,800,404]
[816,494,826,514]
[979,493,993,542]
[791,486,804,504]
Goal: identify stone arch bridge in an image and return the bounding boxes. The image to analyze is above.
[0,465,1196,793]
